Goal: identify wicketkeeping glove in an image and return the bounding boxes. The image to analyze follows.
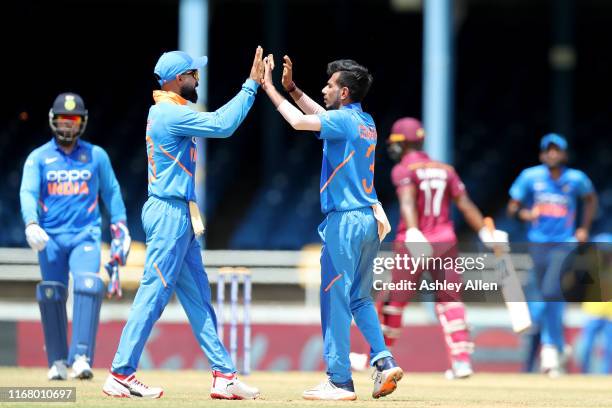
[109,221,131,266]
[105,221,131,299]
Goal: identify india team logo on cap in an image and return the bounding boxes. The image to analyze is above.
[85,278,94,289]
[45,288,54,298]
[64,95,76,111]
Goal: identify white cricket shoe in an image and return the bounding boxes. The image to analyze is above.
[302,379,357,401]
[210,371,260,400]
[47,360,67,381]
[372,357,403,399]
[540,344,561,378]
[445,360,473,380]
[102,372,164,398]
[349,352,369,372]
[71,355,93,380]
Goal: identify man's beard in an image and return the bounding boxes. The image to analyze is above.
[180,84,198,103]
[325,90,342,110]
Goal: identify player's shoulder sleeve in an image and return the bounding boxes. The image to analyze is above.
[317,109,351,141]
[391,163,413,189]
[509,166,537,201]
[568,168,595,196]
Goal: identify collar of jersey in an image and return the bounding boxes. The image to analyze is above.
[403,150,429,162]
[153,90,188,106]
[52,137,82,153]
[340,102,362,111]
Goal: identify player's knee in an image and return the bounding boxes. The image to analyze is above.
[36,281,68,303]
[73,273,105,297]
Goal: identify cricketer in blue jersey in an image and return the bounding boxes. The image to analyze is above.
[103,47,264,400]
[261,55,401,401]
[507,133,598,376]
[19,93,130,381]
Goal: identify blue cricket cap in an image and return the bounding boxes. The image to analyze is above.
[154,51,208,86]
[540,133,568,151]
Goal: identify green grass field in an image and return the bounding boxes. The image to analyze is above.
[0,368,610,408]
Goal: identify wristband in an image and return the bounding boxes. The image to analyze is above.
[285,81,297,93]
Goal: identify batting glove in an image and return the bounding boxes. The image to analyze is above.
[109,221,131,266]
[404,227,433,258]
[25,223,49,252]
[478,227,510,252]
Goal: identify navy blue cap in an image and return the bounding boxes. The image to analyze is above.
[540,133,568,151]
[154,51,208,86]
[51,92,87,116]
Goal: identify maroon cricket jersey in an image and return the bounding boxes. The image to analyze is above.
[391,151,465,243]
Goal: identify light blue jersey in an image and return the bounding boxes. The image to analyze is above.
[509,164,594,242]
[316,103,379,214]
[146,79,258,201]
[20,138,126,234]
[111,79,259,376]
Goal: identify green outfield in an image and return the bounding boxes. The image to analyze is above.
[0,368,610,408]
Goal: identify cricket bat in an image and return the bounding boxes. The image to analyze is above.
[484,217,532,333]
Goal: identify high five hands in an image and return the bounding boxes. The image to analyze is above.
[249,46,265,84]
[258,53,295,92]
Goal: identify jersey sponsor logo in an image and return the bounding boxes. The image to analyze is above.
[83,245,94,252]
[46,169,92,182]
[46,169,92,196]
[534,192,569,218]
[44,157,58,164]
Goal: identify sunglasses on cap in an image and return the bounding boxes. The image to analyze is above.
[181,69,199,82]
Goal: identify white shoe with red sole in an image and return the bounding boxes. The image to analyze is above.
[102,372,163,398]
[210,371,260,400]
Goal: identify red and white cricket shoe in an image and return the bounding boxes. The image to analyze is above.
[102,372,164,398]
[210,371,260,400]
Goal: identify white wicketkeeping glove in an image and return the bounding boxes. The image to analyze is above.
[478,227,510,252]
[25,223,49,252]
[404,227,433,258]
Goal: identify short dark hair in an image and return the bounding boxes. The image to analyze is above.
[326,59,373,102]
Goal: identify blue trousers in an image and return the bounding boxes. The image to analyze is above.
[526,244,570,352]
[38,227,102,365]
[580,317,612,373]
[38,227,101,285]
[319,207,391,384]
[111,196,234,375]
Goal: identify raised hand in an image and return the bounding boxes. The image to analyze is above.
[249,46,265,84]
[262,53,275,91]
[282,55,296,92]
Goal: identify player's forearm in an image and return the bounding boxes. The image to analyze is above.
[462,205,485,233]
[265,85,321,131]
[294,92,326,115]
[399,197,419,229]
[456,195,485,232]
[20,190,39,225]
[207,79,259,137]
[580,193,598,231]
[507,199,521,218]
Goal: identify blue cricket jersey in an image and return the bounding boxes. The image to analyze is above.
[20,138,126,234]
[509,164,594,242]
[146,79,258,201]
[316,103,380,214]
